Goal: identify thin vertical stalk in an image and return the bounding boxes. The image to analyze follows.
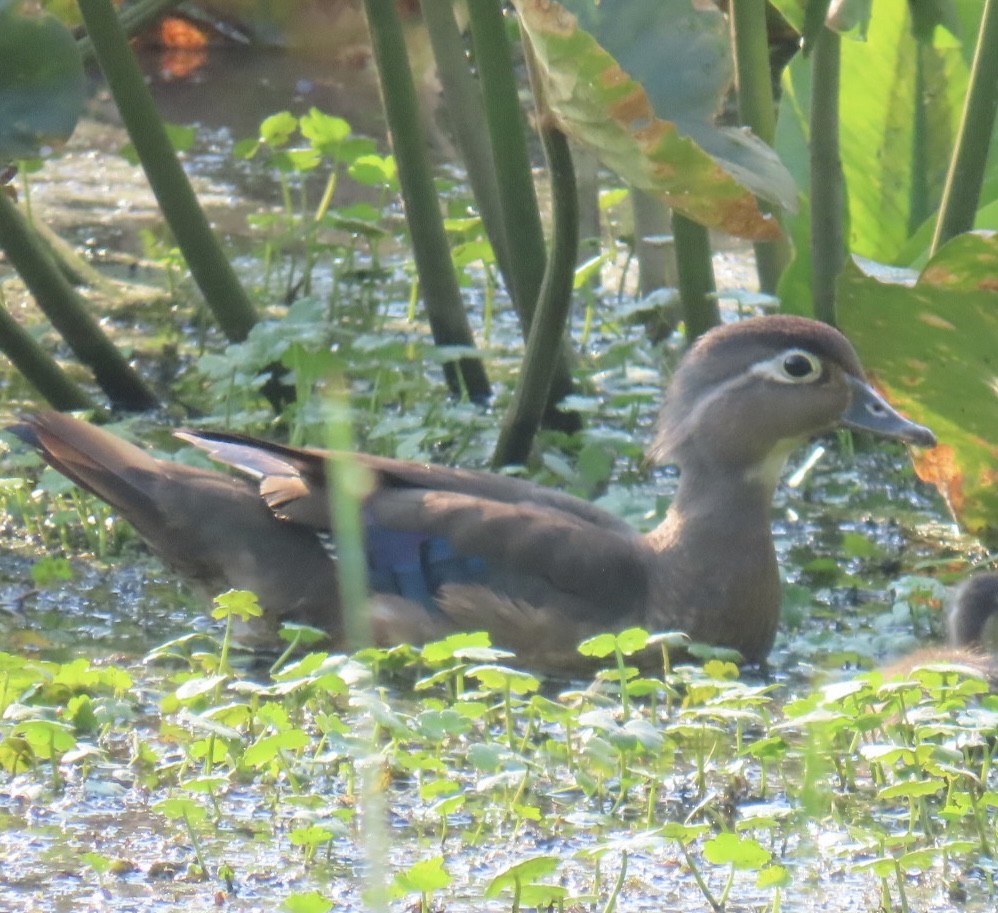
[324,384,371,651]
[468,1,579,423]
[363,0,490,400]
[672,213,719,341]
[77,0,259,342]
[730,0,791,293]
[467,0,547,323]
[421,0,512,285]
[809,26,844,325]
[574,145,601,268]
[632,191,677,294]
[493,43,579,467]
[468,0,578,424]
[323,387,389,913]
[931,0,998,253]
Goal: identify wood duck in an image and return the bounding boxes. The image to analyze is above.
[8,315,936,671]
[949,573,998,651]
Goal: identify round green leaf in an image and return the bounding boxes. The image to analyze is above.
[0,2,85,159]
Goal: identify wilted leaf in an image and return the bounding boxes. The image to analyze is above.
[513,0,793,239]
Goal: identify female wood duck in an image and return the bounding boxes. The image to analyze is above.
[8,315,936,671]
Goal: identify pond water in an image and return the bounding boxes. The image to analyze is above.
[0,35,995,913]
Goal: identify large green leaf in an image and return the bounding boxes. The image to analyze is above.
[0,0,85,160]
[837,241,998,542]
[775,1,969,283]
[512,0,795,240]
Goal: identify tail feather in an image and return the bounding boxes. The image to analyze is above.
[9,412,164,524]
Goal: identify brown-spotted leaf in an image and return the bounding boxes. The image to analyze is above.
[919,232,998,292]
[513,0,794,240]
[837,246,998,543]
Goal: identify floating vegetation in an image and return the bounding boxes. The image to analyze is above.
[0,587,995,912]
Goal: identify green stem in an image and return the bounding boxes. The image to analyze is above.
[679,841,722,912]
[467,0,546,324]
[0,192,157,409]
[601,850,627,913]
[672,213,719,341]
[808,26,843,325]
[0,293,94,410]
[183,810,210,878]
[615,644,630,719]
[492,47,578,467]
[324,381,372,651]
[469,0,577,418]
[729,0,791,293]
[421,0,511,282]
[363,0,490,400]
[632,190,677,295]
[78,0,259,342]
[930,0,998,252]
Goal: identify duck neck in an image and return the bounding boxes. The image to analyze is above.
[643,452,784,663]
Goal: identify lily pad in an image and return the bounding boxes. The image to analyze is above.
[512,0,795,240]
[0,0,85,160]
[837,241,998,542]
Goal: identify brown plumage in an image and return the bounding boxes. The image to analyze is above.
[882,574,998,687]
[8,315,937,671]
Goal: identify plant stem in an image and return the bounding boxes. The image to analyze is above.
[469,0,578,420]
[0,192,157,409]
[632,190,677,295]
[0,294,94,410]
[601,850,627,913]
[324,380,372,650]
[421,0,511,284]
[78,0,259,344]
[183,810,210,878]
[492,41,578,467]
[809,26,844,325]
[730,0,791,293]
[363,0,490,400]
[931,0,998,252]
[680,841,722,912]
[467,0,546,323]
[672,213,719,341]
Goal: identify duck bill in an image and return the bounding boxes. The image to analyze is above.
[841,376,937,447]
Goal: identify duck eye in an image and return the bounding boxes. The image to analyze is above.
[780,350,820,381]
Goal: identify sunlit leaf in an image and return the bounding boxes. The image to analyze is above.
[391,855,451,896]
[282,891,333,913]
[703,832,771,869]
[837,248,998,541]
[485,855,561,898]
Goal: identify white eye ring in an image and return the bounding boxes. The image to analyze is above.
[751,349,823,384]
